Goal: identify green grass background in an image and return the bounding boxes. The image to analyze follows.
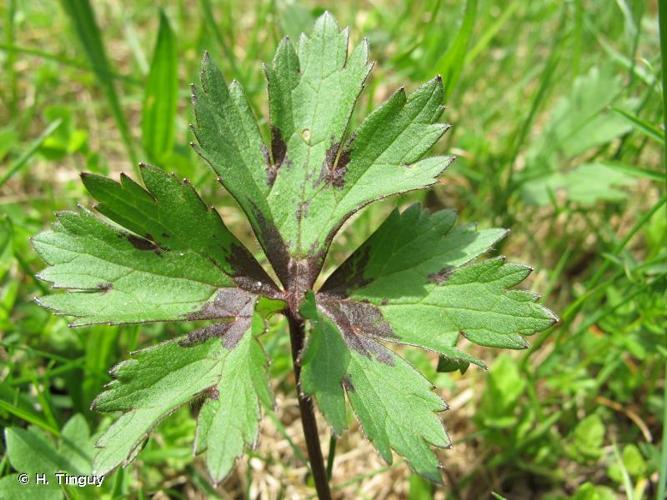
[0,0,665,498]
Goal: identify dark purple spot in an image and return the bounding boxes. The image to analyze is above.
[96,283,112,293]
[250,203,325,300]
[266,165,279,187]
[182,290,258,350]
[250,202,291,287]
[271,127,287,168]
[220,316,253,349]
[266,127,287,186]
[342,376,355,392]
[428,266,455,284]
[227,243,280,297]
[318,295,396,365]
[317,141,351,189]
[186,288,256,321]
[179,322,232,347]
[296,201,310,221]
[127,234,158,251]
[285,257,321,312]
[179,316,253,350]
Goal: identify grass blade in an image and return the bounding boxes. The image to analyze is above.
[435,0,477,92]
[124,17,149,75]
[613,107,664,144]
[593,24,656,87]
[142,10,178,165]
[59,0,138,167]
[596,161,665,182]
[465,0,519,65]
[81,327,119,411]
[0,119,62,188]
[613,443,635,500]
[0,384,60,436]
[326,434,336,480]
[657,2,667,498]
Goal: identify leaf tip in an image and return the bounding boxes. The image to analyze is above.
[90,397,100,412]
[319,10,335,24]
[546,308,560,325]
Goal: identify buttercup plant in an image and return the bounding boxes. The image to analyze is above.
[33,12,556,497]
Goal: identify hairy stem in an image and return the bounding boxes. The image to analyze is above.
[287,313,332,500]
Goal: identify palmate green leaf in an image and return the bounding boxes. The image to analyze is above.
[93,314,271,483]
[33,11,558,487]
[193,12,451,283]
[302,205,556,478]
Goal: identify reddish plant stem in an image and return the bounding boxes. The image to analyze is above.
[287,312,332,500]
